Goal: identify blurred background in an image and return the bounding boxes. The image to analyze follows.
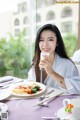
[0,0,80,78]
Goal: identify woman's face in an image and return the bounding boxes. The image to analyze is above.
[39,30,57,54]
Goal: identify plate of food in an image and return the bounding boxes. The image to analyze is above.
[11,81,46,97]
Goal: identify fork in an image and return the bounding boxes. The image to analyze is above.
[39,89,54,101]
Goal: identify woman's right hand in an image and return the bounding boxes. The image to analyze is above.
[39,55,53,76]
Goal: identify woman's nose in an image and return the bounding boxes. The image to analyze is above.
[43,41,48,47]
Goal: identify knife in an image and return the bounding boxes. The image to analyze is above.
[0,80,23,89]
[0,77,13,83]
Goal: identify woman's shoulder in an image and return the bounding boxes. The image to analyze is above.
[56,54,74,66]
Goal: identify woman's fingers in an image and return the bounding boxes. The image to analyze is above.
[39,60,46,68]
[39,56,51,69]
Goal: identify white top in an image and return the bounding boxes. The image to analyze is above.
[27,54,80,95]
[71,49,80,62]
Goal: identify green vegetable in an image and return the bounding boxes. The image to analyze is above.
[34,86,40,91]
[31,85,40,93]
[31,88,37,93]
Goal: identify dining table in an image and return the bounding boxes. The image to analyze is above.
[1,94,78,120]
[0,76,79,120]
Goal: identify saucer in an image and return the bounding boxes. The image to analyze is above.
[56,107,72,119]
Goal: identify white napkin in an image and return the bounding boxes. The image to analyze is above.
[0,76,13,83]
[0,76,23,87]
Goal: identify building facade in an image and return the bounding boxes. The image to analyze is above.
[13,0,79,42]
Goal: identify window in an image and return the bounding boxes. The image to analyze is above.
[14,29,20,36]
[23,16,28,24]
[46,11,55,20]
[14,19,20,26]
[18,2,27,13]
[36,0,45,8]
[61,22,72,33]
[61,7,72,18]
[0,0,79,78]
[45,0,56,5]
[21,3,27,12]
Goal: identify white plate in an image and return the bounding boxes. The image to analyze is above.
[11,81,46,97]
[57,107,72,119]
[0,87,12,100]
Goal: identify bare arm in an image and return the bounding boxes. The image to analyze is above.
[39,55,66,89]
[49,70,66,89]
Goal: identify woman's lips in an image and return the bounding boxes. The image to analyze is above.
[43,49,49,52]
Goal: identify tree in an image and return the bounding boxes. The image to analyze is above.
[0,32,31,78]
[63,34,78,57]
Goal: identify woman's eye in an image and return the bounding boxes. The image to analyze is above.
[49,39,54,41]
[39,39,44,41]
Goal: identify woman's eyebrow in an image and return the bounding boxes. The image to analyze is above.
[48,37,54,39]
[40,37,44,39]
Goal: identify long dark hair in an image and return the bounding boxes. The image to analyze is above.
[32,24,70,82]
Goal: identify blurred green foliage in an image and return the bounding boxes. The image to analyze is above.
[63,34,78,57]
[0,33,78,78]
[0,32,31,78]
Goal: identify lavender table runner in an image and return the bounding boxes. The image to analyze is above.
[2,95,77,120]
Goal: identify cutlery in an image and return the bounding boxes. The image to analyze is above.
[42,116,60,120]
[0,78,13,83]
[39,89,54,101]
[0,80,23,89]
[33,90,63,107]
[0,81,14,87]
[39,102,49,107]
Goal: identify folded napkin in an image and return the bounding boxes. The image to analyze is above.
[0,76,23,88]
[0,76,13,83]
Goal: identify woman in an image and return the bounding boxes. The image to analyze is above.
[28,24,79,94]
